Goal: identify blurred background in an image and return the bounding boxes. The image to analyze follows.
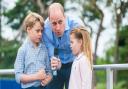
[0,0,128,89]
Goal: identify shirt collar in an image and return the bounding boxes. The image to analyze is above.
[75,52,84,61]
[65,16,70,31]
[27,37,42,48]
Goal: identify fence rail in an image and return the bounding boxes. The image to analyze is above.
[93,64,128,89]
[0,64,128,89]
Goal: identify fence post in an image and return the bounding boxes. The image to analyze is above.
[106,68,113,89]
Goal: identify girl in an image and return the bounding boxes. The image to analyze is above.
[69,27,93,89]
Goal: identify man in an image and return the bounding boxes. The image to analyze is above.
[43,3,84,89]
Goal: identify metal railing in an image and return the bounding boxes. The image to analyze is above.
[93,64,128,89]
[0,64,128,89]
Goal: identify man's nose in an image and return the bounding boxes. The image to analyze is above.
[56,23,61,30]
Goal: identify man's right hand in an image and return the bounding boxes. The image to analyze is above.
[51,56,61,70]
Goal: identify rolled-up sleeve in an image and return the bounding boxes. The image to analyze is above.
[14,47,25,84]
[45,50,52,76]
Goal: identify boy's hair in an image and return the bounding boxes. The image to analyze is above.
[23,12,44,31]
[70,26,93,65]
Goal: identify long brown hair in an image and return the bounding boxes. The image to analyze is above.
[70,27,93,66]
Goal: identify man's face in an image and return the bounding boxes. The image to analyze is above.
[49,10,66,37]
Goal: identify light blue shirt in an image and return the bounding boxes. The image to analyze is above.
[43,15,83,64]
[14,38,51,88]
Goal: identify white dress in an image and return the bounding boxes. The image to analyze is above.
[68,53,92,89]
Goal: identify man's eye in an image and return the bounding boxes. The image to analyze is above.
[58,20,63,24]
[52,22,57,26]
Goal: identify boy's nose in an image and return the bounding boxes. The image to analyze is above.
[39,31,42,36]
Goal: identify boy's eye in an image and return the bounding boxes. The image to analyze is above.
[36,29,42,33]
[36,30,40,32]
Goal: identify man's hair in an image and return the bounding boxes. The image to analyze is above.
[48,3,64,17]
[23,11,44,31]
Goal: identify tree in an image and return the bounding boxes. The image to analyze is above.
[0,39,20,69]
[105,25,128,88]
[3,0,65,40]
[109,0,128,83]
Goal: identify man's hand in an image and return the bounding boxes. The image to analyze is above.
[51,56,61,70]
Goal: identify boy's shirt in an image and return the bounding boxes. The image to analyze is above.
[14,38,51,88]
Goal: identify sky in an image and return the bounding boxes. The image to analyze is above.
[65,1,116,57]
[1,0,127,57]
[1,0,17,40]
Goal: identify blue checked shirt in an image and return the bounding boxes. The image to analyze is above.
[43,15,84,64]
[14,38,51,88]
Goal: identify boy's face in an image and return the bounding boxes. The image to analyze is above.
[70,34,82,56]
[27,21,43,46]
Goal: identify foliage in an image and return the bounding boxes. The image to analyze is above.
[3,0,65,30]
[3,0,39,30]
[96,82,105,89]
[0,39,20,69]
[82,3,101,21]
[118,25,128,63]
[104,25,128,88]
[96,81,127,89]
[105,25,128,63]
[114,81,127,89]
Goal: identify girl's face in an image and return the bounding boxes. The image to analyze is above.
[70,34,82,56]
[27,21,43,47]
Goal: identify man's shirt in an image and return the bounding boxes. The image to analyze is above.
[43,15,84,64]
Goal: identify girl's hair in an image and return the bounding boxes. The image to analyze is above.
[70,26,93,65]
[23,12,44,31]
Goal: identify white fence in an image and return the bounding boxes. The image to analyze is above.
[93,64,128,89]
[0,64,128,89]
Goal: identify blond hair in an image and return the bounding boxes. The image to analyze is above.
[23,12,44,31]
[70,26,93,66]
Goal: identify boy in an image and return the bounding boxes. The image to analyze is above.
[14,12,52,89]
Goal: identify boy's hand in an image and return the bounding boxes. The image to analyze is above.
[41,74,52,86]
[36,69,46,80]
